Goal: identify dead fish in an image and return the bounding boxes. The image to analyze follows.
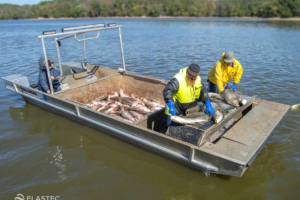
[236,95,247,106]
[119,89,130,97]
[209,90,247,107]
[99,106,110,113]
[128,107,149,115]
[110,96,135,101]
[129,111,144,120]
[208,93,223,100]
[212,110,223,124]
[142,98,164,108]
[119,89,124,96]
[121,110,136,122]
[151,106,164,112]
[96,102,110,111]
[131,105,151,113]
[92,104,102,111]
[109,110,121,115]
[224,89,240,107]
[186,112,210,120]
[105,107,115,113]
[185,102,204,116]
[135,99,146,107]
[93,95,108,101]
[170,116,208,125]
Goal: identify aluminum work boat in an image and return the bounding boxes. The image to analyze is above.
[1,23,291,177]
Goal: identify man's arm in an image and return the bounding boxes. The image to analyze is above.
[163,78,179,103]
[200,82,214,116]
[51,68,61,78]
[199,82,210,102]
[233,61,243,84]
[39,71,49,92]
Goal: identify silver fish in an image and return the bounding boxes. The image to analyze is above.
[237,95,247,106]
[208,92,223,100]
[131,104,151,113]
[121,111,136,122]
[110,96,135,101]
[185,102,205,116]
[141,98,164,108]
[127,107,149,115]
[129,111,144,120]
[170,116,208,125]
[209,90,247,107]
[212,110,223,124]
[224,89,240,107]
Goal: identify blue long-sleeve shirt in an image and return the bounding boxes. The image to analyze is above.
[38,68,60,92]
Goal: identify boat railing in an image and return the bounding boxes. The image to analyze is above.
[37,23,126,94]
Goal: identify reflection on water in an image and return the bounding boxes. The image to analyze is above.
[50,146,67,182]
[1,18,300,199]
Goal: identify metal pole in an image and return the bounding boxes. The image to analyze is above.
[83,34,87,67]
[41,38,54,94]
[55,38,63,76]
[118,27,126,71]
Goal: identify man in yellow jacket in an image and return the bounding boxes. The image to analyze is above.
[207,51,243,94]
[163,63,214,126]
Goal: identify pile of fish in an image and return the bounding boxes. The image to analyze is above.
[87,89,165,123]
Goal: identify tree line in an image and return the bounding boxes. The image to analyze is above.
[1,0,300,20]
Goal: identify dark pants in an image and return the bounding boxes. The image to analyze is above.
[208,80,227,93]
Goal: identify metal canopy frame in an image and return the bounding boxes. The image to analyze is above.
[37,25,126,94]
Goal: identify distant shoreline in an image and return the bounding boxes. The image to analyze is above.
[26,16,300,21]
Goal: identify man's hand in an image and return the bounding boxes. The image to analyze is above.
[205,100,214,116]
[51,76,55,80]
[220,90,226,98]
[231,83,237,90]
[166,101,176,116]
[46,90,50,94]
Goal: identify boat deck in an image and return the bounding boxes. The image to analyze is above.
[202,99,290,166]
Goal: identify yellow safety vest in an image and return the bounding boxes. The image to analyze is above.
[165,67,202,116]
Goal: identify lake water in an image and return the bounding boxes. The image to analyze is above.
[0,18,300,200]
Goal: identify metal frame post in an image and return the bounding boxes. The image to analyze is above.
[55,38,63,76]
[118,27,126,72]
[83,34,87,67]
[41,38,54,94]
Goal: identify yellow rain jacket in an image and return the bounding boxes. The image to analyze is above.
[165,67,202,116]
[208,52,243,93]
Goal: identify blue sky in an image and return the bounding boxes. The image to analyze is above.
[0,0,44,5]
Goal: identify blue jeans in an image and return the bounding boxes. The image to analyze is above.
[208,80,227,93]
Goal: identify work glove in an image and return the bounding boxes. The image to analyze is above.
[231,84,237,90]
[166,101,176,116]
[205,100,214,116]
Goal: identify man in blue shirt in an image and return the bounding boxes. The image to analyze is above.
[38,60,60,94]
